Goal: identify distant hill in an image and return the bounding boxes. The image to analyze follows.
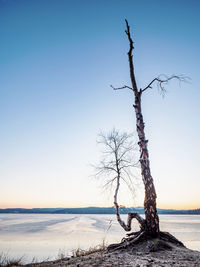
[0,207,199,214]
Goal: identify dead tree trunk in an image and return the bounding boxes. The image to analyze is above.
[126,20,159,237]
[134,92,159,236]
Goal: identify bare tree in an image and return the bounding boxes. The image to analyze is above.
[95,129,145,232]
[106,20,186,250]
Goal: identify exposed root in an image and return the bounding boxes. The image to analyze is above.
[107,231,185,252]
[108,230,145,251]
[126,230,141,237]
[159,231,184,247]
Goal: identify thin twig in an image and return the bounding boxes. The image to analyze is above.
[110,85,133,91]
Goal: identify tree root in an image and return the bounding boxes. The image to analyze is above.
[108,231,145,251]
[107,231,185,252]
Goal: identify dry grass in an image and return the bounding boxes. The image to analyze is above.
[57,249,69,260]
[71,219,111,258]
[71,239,107,258]
[0,252,23,267]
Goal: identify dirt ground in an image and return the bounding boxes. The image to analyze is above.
[25,243,200,267]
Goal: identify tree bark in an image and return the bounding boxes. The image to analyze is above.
[134,92,159,236]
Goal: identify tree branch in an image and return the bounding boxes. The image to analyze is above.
[141,74,189,94]
[111,85,133,91]
[119,164,135,171]
[102,177,117,191]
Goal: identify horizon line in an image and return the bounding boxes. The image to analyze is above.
[0,206,199,211]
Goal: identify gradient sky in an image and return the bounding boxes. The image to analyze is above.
[0,0,200,209]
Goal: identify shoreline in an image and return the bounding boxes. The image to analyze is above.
[0,207,200,215]
[23,245,200,267]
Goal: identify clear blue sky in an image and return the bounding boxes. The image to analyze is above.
[0,0,200,209]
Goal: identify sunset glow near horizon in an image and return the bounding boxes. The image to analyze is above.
[1,0,200,210]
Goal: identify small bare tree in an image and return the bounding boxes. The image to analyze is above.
[95,129,145,232]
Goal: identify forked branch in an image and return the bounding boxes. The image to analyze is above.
[142,74,189,94]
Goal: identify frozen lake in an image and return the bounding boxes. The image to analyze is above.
[0,214,199,263]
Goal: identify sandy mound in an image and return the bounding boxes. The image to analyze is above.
[25,244,200,267]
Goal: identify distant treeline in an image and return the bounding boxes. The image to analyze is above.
[0,207,200,214]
